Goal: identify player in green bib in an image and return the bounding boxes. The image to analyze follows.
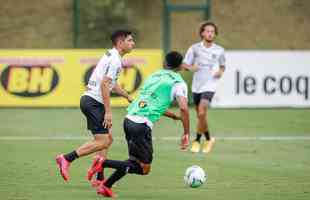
[87,51,190,197]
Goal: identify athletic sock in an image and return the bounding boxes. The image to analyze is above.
[103,159,143,188]
[104,169,126,188]
[204,131,211,141]
[96,171,104,181]
[195,133,202,142]
[64,150,79,162]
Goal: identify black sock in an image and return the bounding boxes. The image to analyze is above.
[63,150,79,162]
[204,131,211,141]
[105,169,126,188]
[96,171,104,181]
[195,133,202,142]
[103,159,143,188]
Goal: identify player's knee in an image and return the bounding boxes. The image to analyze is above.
[107,136,113,146]
[197,110,206,119]
[95,140,109,150]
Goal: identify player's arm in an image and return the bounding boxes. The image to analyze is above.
[177,96,190,134]
[112,83,133,103]
[172,82,190,150]
[213,65,225,78]
[164,110,181,120]
[100,58,120,129]
[176,95,190,150]
[181,63,199,72]
[182,46,199,72]
[101,76,113,129]
[214,50,226,78]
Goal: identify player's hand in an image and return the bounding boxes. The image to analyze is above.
[171,114,181,121]
[191,64,199,72]
[127,96,133,103]
[180,134,190,151]
[213,70,223,79]
[182,64,199,72]
[103,112,112,129]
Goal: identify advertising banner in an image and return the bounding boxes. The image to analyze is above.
[0,49,162,107]
[212,51,310,108]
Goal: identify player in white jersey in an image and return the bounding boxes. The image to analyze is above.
[183,22,226,153]
[56,30,135,187]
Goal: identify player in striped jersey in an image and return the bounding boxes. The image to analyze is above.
[183,22,226,153]
[56,30,135,187]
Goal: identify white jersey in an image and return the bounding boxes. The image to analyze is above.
[183,42,225,93]
[84,48,122,103]
[126,82,188,129]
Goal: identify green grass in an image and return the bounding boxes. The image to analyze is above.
[0,108,310,200]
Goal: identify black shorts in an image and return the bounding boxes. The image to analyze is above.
[80,95,109,134]
[123,118,153,164]
[192,91,215,106]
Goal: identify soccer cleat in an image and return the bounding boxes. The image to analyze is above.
[56,154,71,181]
[202,137,216,153]
[97,184,116,198]
[87,155,105,181]
[180,134,190,151]
[190,140,201,153]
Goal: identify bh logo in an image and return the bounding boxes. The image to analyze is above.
[0,65,59,97]
[84,65,142,96]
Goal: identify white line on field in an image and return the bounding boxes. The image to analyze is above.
[0,136,310,141]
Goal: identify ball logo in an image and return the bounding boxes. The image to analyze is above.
[84,65,142,95]
[0,65,59,97]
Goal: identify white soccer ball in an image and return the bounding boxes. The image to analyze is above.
[184,165,207,188]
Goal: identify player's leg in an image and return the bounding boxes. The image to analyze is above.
[81,96,113,183]
[76,134,111,156]
[199,92,215,153]
[95,159,145,197]
[90,132,112,187]
[78,94,112,157]
[55,95,112,181]
[191,93,203,152]
[91,148,108,187]
[96,118,153,196]
[91,132,113,187]
[56,133,112,182]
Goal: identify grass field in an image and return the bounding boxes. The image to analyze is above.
[0,108,310,200]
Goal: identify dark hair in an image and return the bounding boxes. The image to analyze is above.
[199,21,218,38]
[165,51,183,70]
[110,30,132,46]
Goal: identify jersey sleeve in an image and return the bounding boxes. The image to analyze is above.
[219,49,226,66]
[183,46,195,65]
[104,58,119,80]
[171,82,188,101]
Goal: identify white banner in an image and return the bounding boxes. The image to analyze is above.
[212,51,310,108]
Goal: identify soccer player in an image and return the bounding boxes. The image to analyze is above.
[87,51,190,197]
[55,30,135,186]
[183,22,226,153]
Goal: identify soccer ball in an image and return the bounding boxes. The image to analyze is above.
[184,165,207,188]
